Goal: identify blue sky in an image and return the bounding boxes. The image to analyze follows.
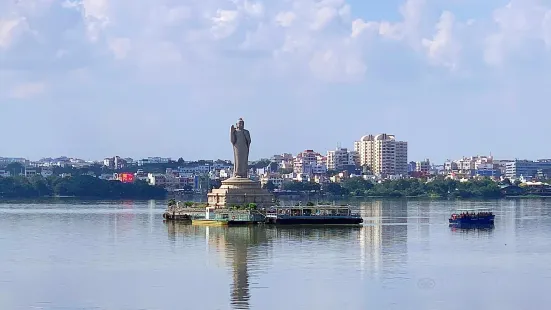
[1,0,550,163]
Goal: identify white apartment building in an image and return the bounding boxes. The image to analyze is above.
[272,153,293,164]
[415,159,431,174]
[354,134,408,176]
[137,157,171,166]
[444,156,494,172]
[349,151,360,167]
[293,150,327,175]
[41,168,53,178]
[326,147,355,171]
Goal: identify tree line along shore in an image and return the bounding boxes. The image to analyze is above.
[269,178,550,199]
[0,175,166,199]
[1,175,549,199]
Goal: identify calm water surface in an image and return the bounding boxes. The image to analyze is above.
[1,199,551,310]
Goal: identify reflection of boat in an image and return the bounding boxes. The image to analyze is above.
[265,205,363,225]
[450,224,495,232]
[449,208,495,228]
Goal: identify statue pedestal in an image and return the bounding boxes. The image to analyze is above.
[207,177,274,209]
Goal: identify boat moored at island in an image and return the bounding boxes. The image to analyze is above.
[265,205,363,225]
[449,208,495,228]
[163,200,206,221]
[191,207,266,226]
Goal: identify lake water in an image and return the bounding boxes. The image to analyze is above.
[1,199,550,310]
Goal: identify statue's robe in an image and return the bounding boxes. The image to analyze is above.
[231,128,251,178]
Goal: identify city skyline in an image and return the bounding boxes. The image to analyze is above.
[1,149,548,167]
[2,0,551,163]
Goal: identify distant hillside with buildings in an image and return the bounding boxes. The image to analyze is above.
[2,132,550,197]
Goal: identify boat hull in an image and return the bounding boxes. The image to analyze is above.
[449,215,495,228]
[266,216,363,225]
[163,213,192,221]
[191,219,262,226]
[449,222,495,229]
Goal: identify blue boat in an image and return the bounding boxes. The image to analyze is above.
[449,208,495,228]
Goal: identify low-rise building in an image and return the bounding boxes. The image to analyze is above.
[24,167,38,177]
[505,160,551,180]
[326,147,356,171]
[444,155,501,178]
[99,173,115,180]
[415,159,431,175]
[293,150,327,176]
[137,157,171,166]
[0,157,28,166]
[41,168,53,178]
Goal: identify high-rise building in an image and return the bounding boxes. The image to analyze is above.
[354,134,408,176]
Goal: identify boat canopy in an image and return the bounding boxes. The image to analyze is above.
[455,208,492,212]
[270,205,352,209]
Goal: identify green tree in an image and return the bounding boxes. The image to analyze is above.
[29,175,52,197]
[5,162,24,176]
[278,168,293,174]
[251,159,271,169]
[341,177,373,195]
[263,180,276,191]
[324,182,347,196]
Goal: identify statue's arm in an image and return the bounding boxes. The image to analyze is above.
[245,130,251,148]
[230,126,236,145]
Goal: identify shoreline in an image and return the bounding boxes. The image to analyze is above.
[1,195,551,203]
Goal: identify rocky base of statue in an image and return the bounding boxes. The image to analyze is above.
[207,177,274,209]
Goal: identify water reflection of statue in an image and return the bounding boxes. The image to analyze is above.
[166,223,270,310]
[225,227,266,309]
[230,118,251,178]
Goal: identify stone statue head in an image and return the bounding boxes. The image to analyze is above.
[236,118,244,129]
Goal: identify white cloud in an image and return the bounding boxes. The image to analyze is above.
[9,82,46,99]
[484,0,551,65]
[0,17,27,49]
[242,1,264,18]
[275,11,296,27]
[83,0,110,42]
[310,6,338,31]
[2,0,551,161]
[350,19,378,39]
[348,0,426,44]
[3,0,551,84]
[379,0,426,45]
[211,9,240,39]
[422,11,460,69]
[108,37,131,60]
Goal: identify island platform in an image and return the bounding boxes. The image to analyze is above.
[164,203,364,226]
